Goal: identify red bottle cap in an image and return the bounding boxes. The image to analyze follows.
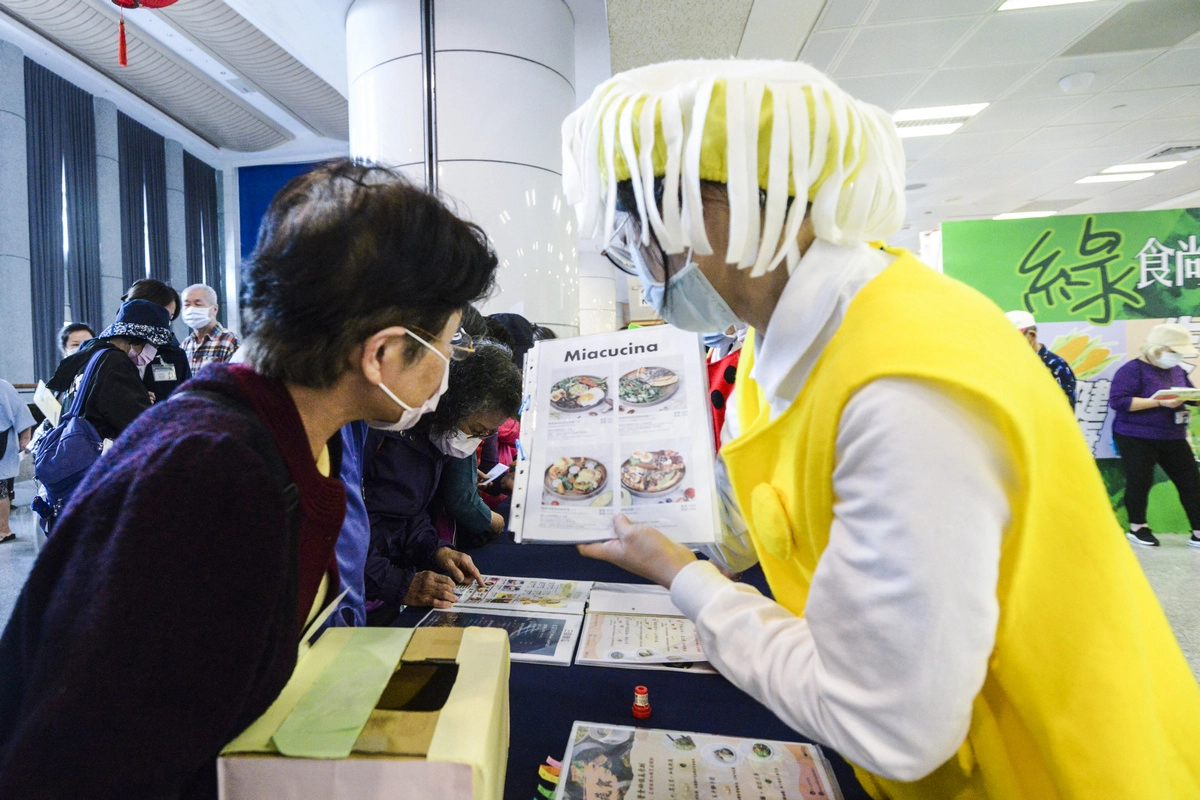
[632,685,651,719]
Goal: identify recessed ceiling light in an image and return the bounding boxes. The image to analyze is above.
[999,0,1099,9]
[894,103,989,122]
[1057,71,1095,93]
[1102,161,1187,173]
[1076,173,1154,183]
[993,211,1058,220]
[897,123,964,139]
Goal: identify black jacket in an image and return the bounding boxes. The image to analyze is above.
[142,340,192,401]
[46,339,153,440]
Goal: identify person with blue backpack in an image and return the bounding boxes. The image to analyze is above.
[32,300,164,529]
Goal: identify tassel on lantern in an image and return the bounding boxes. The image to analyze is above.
[118,14,128,67]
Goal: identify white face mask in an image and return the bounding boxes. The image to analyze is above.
[181,306,214,330]
[1154,351,1185,369]
[366,329,451,432]
[433,429,483,458]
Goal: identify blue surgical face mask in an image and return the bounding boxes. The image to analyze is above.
[639,249,742,334]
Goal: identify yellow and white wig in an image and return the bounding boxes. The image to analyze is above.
[562,60,907,277]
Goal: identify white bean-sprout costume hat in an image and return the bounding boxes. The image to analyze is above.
[562,59,908,277]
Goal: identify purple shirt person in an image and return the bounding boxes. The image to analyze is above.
[1107,323,1200,548]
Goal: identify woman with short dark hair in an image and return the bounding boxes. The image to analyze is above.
[57,322,95,356]
[0,159,498,799]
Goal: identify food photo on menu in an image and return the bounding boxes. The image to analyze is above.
[617,360,684,415]
[620,444,694,506]
[543,453,612,507]
[549,371,613,416]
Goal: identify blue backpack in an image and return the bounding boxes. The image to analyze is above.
[32,351,108,523]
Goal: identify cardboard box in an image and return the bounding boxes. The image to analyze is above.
[219,626,510,800]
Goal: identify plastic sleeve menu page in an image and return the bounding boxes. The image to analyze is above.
[511,327,719,544]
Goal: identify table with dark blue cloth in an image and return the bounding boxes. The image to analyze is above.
[396,535,871,800]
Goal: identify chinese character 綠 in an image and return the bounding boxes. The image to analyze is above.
[1021,217,1142,325]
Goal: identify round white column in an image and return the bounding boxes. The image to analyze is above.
[347,0,579,334]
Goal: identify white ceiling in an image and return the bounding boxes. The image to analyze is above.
[607,0,1200,249]
[799,0,1200,248]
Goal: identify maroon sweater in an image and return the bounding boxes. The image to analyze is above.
[0,364,346,799]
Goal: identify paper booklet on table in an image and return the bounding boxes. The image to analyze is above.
[1150,387,1200,401]
[450,575,593,616]
[417,607,582,667]
[575,583,716,673]
[554,722,843,800]
[510,326,720,545]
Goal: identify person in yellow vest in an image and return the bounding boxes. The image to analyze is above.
[562,60,1200,799]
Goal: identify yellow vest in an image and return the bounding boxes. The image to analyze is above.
[721,249,1200,799]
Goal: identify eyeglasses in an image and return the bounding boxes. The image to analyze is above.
[410,326,476,361]
[602,213,671,284]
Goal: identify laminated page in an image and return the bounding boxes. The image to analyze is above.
[512,326,719,545]
[452,575,593,616]
[555,722,843,800]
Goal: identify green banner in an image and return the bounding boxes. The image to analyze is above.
[942,208,1200,325]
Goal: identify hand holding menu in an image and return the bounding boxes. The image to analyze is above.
[510,327,719,545]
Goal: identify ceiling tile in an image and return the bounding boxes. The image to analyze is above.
[866,0,997,25]
[969,150,1069,177]
[901,62,1038,108]
[943,3,1117,68]
[834,71,928,111]
[834,17,980,78]
[1111,48,1200,92]
[1036,181,1123,201]
[1007,122,1126,152]
[607,0,754,72]
[1009,51,1163,100]
[816,0,873,30]
[928,129,1030,159]
[798,28,852,71]
[1091,116,1200,150]
[900,135,943,161]
[1142,88,1200,120]
[961,95,1089,132]
[1061,86,1194,125]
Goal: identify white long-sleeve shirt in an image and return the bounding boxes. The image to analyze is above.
[673,241,1013,781]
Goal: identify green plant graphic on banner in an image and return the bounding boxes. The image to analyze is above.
[943,208,1200,324]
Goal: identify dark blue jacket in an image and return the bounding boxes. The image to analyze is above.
[362,419,448,608]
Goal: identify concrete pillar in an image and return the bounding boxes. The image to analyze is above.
[220,165,241,336]
[347,0,580,334]
[164,138,187,339]
[578,249,617,335]
[0,41,33,383]
[93,97,123,325]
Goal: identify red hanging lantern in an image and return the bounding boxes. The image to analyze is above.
[110,0,181,67]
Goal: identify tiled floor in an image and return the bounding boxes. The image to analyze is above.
[1,498,1198,680]
[1131,533,1200,679]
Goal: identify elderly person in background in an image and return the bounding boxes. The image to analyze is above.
[0,159,498,799]
[1109,322,1200,549]
[57,323,95,358]
[1005,310,1076,405]
[563,59,1200,797]
[182,284,240,372]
